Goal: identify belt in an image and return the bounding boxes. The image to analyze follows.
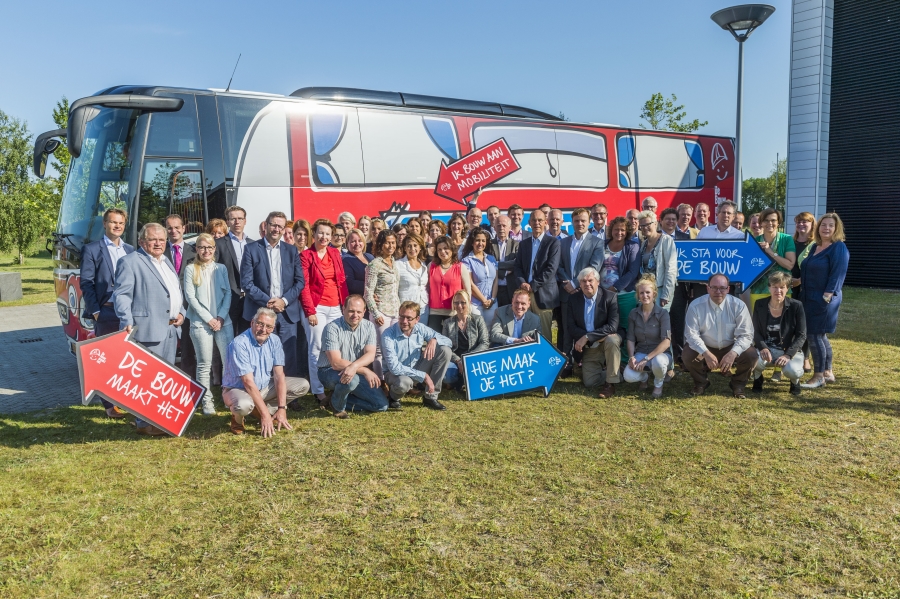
[103,301,113,307]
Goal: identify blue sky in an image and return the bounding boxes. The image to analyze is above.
[0,0,790,179]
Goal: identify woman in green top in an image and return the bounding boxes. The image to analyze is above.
[750,208,796,310]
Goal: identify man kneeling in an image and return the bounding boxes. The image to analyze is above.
[566,267,622,398]
[382,301,453,410]
[318,295,389,418]
[222,307,310,437]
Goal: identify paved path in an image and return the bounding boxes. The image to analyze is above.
[0,303,82,413]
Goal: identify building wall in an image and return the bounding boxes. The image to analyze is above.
[785,0,833,232]
[826,0,900,288]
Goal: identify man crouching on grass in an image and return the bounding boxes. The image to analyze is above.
[221,307,310,437]
[318,295,389,418]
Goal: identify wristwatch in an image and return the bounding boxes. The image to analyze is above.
[276,406,286,411]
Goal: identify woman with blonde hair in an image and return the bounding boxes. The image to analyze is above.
[364,230,401,377]
[800,213,850,389]
[442,289,490,390]
[183,233,233,415]
[397,233,429,322]
[357,215,372,244]
[791,211,816,372]
[205,218,228,239]
[368,218,386,254]
[622,274,671,398]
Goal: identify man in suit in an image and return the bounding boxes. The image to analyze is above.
[80,208,135,418]
[557,208,604,369]
[489,289,542,346]
[113,223,186,436]
[215,205,253,336]
[589,203,608,242]
[241,211,306,379]
[490,215,519,307]
[676,203,699,239]
[163,214,197,378]
[567,266,621,399]
[513,209,560,341]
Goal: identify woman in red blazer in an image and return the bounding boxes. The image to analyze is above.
[301,219,350,403]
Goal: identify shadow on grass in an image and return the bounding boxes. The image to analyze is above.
[0,396,339,449]
[753,382,900,419]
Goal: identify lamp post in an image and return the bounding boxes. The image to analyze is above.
[711,4,776,211]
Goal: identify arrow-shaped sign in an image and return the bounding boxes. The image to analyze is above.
[461,333,566,401]
[675,232,775,289]
[434,138,521,205]
[75,329,205,437]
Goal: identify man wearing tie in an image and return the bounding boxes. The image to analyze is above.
[241,211,306,381]
[164,214,197,377]
[79,208,135,418]
[215,206,253,336]
[557,208,604,371]
[513,209,561,341]
[490,215,519,307]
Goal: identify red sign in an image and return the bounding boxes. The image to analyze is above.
[434,138,521,204]
[76,329,205,437]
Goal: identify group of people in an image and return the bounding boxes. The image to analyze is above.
[78,196,850,437]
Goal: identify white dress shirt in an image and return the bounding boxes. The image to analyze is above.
[584,289,598,333]
[684,294,754,355]
[229,231,248,267]
[148,254,183,319]
[104,235,127,274]
[505,314,527,344]
[696,225,744,240]
[265,241,284,302]
[568,234,585,281]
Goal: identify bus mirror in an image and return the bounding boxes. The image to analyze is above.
[67,94,185,158]
[32,129,66,178]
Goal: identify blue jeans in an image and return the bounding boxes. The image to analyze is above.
[317,367,388,413]
[444,362,463,389]
[808,333,833,373]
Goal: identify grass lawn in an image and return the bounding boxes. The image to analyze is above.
[0,248,56,307]
[1,289,898,598]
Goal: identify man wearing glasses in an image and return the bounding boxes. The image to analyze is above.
[682,274,759,398]
[216,206,254,335]
[222,308,310,436]
[240,211,306,378]
[382,301,453,411]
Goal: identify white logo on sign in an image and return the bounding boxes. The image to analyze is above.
[548,356,562,367]
[89,348,107,364]
[712,143,729,181]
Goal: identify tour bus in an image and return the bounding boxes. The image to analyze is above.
[33,85,735,351]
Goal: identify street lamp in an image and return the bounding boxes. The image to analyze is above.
[711,4,775,211]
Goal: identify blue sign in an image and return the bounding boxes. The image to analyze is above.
[461,334,566,401]
[675,233,774,289]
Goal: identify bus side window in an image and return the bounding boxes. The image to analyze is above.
[472,124,559,187]
[309,108,364,186]
[170,170,206,236]
[146,94,201,158]
[617,133,703,190]
[137,159,202,232]
[358,111,457,185]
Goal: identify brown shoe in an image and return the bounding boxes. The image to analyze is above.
[105,406,127,419]
[731,383,747,399]
[691,380,711,396]
[230,414,245,435]
[333,410,349,419]
[638,378,649,391]
[249,407,262,420]
[135,423,166,436]
[597,383,616,399]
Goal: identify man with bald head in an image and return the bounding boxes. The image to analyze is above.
[626,209,642,242]
[466,206,490,234]
[513,209,560,340]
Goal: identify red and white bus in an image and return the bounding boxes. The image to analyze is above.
[34,85,735,351]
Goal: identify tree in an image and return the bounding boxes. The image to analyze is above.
[639,93,708,133]
[741,158,787,219]
[48,97,70,203]
[0,108,62,264]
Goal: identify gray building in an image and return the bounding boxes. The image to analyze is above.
[785,0,899,288]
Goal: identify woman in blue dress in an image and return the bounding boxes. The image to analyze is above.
[799,213,850,389]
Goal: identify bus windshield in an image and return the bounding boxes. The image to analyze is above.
[57,107,142,246]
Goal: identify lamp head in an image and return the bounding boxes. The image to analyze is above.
[711,4,776,40]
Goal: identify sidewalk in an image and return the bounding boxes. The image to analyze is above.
[0,303,82,413]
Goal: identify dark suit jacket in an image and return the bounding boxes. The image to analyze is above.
[489,237,519,284]
[513,234,561,309]
[164,241,196,277]
[215,234,254,296]
[751,296,807,358]
[240,239,305,323]
[566,288,619,345]
[80,238,135,320]
[557,234,604,303]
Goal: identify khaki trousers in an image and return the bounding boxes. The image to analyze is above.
[222,377,310,422]
[580,334,622,387]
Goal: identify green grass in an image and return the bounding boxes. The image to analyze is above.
[0,248,56,307]
[1,290,899,598]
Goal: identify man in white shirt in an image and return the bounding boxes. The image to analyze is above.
[641,196,659,217]
[507,203,525,242]
[626,209,642,242]
[589,203,608,241]
[513,210,560,341]
[696,201,744,240]
[683,274,759,397]
[548,209,568,239]
[694,202,711,230]
[216,206,254,335]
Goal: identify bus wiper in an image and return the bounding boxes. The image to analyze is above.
[47,232,81,259]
